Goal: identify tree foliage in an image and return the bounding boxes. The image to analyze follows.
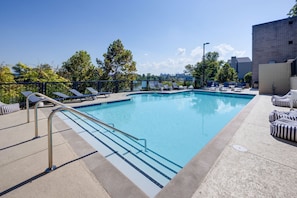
[288,0,297,17]
[97,39,137,81]
[215,63,238,83]
[191,51,222,87]
[244,72,252,85]
[58,50,97,81]
[0,65,15,83]
[13,63,67,82]
[0,65,20,103]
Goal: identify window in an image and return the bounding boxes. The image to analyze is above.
[289,21,293,25]
[288,41,293,44]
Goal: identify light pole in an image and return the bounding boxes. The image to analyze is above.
[202,42,210,87]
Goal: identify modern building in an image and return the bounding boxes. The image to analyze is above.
[229,56,252,80]
[252,16,297,86]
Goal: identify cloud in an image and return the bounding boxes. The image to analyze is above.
[177,48,186,56]
[214,44,234,56]
[136,43,247,75]
[190,46,202,58]
[213,43,247,60]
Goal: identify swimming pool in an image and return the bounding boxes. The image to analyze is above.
[59,91,254,196]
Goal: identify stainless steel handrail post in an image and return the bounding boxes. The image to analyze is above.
[34,100,43,138]
[46,108,58,172]
[32,93,64,138]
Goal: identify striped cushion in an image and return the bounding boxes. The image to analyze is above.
[272,98,297,108]
[0,103,20,115]
[269,110,297,122]
[270,118,297,142]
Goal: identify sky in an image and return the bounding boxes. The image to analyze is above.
[0,0,295,75]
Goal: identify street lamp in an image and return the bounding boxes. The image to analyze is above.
[202,42,210,87]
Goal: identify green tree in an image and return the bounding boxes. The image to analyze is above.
[215,63,238,83]
[184,64,195,75]
[204,52,222,82]
[0,65,19,103]
[13,63,67,82]
[0,65,15,83]
[97,39,137,81]
[58,50,96,82]
[288,0,297,17]
[192,51,222,87]
[12,63,69,98]
[244,72,252,85]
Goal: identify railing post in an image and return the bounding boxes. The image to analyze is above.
[46,109,58,172]
[34,100,46,138]
[26,97,30,123]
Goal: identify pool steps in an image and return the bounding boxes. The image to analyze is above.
[58,111,182,190]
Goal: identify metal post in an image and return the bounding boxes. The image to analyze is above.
[202,42,210,87]
[46,109,58,172]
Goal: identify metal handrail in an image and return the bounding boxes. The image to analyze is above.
[23,92,147,171]
[47,106,147,171]
[25,92,65,138]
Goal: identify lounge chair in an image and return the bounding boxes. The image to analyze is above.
[270,118,297,142]
[0,101,20,115]
[271,90,297,108]
[53,92,87,102]
[21,91,44,104]
[149,81,159,90]
[163,84,172,90]
[269,110,297,122]
[69,89,96,100]
[86,87,111,98]
[172,83,179,90]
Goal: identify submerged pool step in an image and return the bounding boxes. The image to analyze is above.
[60,111,182,188]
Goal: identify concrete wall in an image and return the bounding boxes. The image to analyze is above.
[238,62,252,79]
[291,77,297,89]
[252,16,297,84]
[259,62,291,95]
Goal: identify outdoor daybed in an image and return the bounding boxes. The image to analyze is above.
[269,110,297,122]
[0,101,20,115]
[271,90,297,108]
[270,118,297,142]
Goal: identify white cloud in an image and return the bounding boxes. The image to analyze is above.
[214,43,246,61]
[190,46,203,58]
[177,48,186,56]
[136,43,247,75]
[214,44,234,56]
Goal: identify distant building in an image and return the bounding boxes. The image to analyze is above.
[229,56,252,80]
[252,16,297,84]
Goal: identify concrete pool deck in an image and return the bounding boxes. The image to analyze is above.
[1,89,297,197]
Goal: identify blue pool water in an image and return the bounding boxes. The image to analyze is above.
[76,91,253,167]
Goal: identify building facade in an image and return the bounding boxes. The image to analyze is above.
[252,16,297,84]
[229,56,252,80]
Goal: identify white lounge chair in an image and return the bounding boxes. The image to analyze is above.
[0,101,20,115]
[270,118,297,142]
[271,90,297,108]
[269,110,297,122]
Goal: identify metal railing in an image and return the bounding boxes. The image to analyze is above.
[24,93,147,172]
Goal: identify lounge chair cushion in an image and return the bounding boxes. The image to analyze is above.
[270,118,297,142]
[269,110,297,122]
[0,101,20,115]
[271,90,297,108]
[21,91,44,103]
[86,87,111,97]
